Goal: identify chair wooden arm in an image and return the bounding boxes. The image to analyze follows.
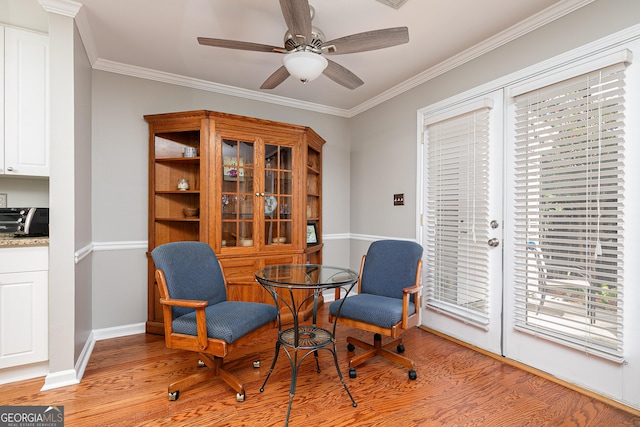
[159,298,208,309]
[155,270,210,350]
[401,288,422,330]
[402,285,422,295]
[401,259,423,329]
[159,297,209,351]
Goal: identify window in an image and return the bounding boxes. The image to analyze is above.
[511,62,626,361]
[424,100,492,328]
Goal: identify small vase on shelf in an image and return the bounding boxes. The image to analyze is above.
[177,179,189,191]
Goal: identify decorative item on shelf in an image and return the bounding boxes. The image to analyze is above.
[238,239,253,247]
[276,237,287,244]
[183,207,199,218]
[223,157,245,181]
[177,179,189,191]
[183,146,198,158]
[306,223,318,245]
[265,195,277,215]
[307,204,312,218]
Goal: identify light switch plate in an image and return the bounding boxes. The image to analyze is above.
[0,193,6,208]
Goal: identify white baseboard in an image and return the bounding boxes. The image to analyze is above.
[38,322,146,390]
[92,322,146,341]
[0,362,49,386]
[41,369,79,391]
[73,330,96,382]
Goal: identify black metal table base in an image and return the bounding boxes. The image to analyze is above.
[255,265,360,427]
[259,326,357,426]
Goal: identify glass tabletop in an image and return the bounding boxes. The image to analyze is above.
[255,264,358,290]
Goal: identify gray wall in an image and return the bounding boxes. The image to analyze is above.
[73,21,93,362]
[47,10,76,379]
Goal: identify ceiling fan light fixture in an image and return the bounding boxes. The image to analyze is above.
[283,51,328,84]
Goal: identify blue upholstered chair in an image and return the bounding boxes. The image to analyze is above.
[329,240,423,380]
[151,241,277,402]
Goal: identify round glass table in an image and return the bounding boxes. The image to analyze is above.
[255,264,359,426]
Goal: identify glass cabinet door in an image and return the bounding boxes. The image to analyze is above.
[264,144,293,246]
[221,138,255,248]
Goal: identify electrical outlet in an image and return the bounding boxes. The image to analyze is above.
[0,193,6,208]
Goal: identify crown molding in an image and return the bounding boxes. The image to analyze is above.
[93,58,351,117]
[347,0,596,117]
[45,0,594,118]
[38,0,80,17]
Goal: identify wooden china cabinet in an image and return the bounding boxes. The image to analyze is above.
[144,110,324,334]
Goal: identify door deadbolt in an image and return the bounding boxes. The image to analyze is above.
[488,238,500,247]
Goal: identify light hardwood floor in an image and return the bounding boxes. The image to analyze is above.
[1,304,638,426]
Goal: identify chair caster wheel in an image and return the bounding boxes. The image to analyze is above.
[408,370,417,380]
[197,359,205,367]
[168,390,179,401]
[347,343,356,352]
[397,344,405,353]
[236,392,245,402]
[349,368,357,378]
[253,360,260,368]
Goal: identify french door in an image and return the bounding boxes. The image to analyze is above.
[418,41,640,409]
[419,89,504,354]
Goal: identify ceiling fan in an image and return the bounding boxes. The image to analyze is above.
[197,0,409,90]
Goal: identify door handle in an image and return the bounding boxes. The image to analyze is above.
[488,238,500,247]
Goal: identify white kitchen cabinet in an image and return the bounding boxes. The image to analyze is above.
[0,246,48,369]
[0,25,49,177]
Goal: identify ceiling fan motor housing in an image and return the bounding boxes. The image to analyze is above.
[284,27,325,52]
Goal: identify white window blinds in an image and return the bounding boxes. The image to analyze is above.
[512,63,625,361]
[425,104,491,328]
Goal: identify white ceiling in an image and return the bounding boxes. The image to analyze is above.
[36,0,593,114]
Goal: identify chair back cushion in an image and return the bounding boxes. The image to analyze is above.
[151,241,227,319]
[360,240,423,299]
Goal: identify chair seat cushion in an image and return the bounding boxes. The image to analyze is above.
[329,294,415,329]
[172,301,276,343]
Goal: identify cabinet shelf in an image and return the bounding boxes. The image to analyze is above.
[156,217,200,222]
[155,157,200,163]
[155,190,200,194]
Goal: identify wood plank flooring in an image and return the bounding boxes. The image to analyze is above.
[1,304,638,426]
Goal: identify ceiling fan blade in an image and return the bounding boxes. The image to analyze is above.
[198,37,285,53]
[322,27,409,55]
[260,66,290,89]
[279,0,312,45]
[323,59,364,90]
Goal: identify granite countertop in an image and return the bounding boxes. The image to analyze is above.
[0,233,49,247]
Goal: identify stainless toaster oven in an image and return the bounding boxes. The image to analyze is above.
[0,207,49,236]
